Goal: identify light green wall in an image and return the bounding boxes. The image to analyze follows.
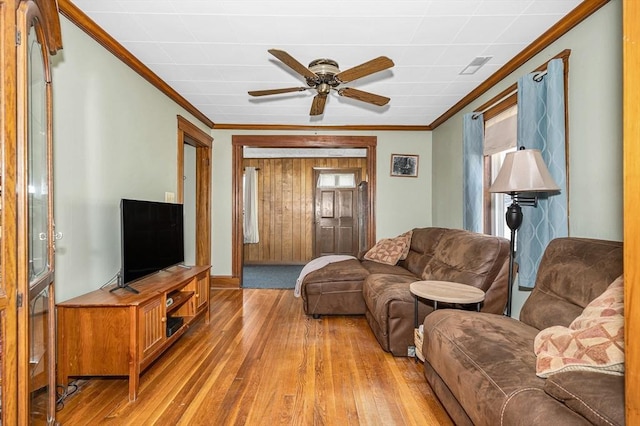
[431,1,623,317]
[51,18,208,301]
[210,129,432,275]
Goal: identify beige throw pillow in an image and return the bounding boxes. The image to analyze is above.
[364,230,413,265]
[533,275,624,378]
[398,230,413,260]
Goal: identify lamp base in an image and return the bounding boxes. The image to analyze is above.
[504,198,522,317]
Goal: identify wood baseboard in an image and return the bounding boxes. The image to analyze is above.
[210,275,240,288]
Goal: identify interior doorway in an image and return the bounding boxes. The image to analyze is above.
[232,135,377,286]
[176,116,212,267]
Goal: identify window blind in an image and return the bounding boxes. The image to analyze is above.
[484,105,517,156]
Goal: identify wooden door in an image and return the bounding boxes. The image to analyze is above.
[314,168,361,257]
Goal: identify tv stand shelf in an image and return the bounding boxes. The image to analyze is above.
[56,265,210,401]
[167,290,194,314]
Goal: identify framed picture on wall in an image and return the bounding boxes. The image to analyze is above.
[390,154,419,177]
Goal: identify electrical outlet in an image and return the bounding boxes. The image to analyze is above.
[165,192,175,203]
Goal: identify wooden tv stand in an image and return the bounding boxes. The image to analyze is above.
[56,265,210,401]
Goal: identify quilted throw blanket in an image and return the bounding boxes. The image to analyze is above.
[534,275,624,377]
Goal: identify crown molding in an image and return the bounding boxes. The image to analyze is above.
[213,123,431,131]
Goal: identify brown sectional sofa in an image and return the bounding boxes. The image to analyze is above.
[422,237,624,426]
[301,227,511,356]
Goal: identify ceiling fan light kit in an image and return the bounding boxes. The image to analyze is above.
[249,49,394,116]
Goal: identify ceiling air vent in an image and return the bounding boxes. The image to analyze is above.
[459,56,492,75]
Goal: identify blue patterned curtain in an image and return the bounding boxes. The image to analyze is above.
[516,59,569,288]
[463,113,484,233]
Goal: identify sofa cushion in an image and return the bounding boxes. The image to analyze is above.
[534,275,624,378]
[363,273,432,355]
[399,227,448,277]
[520,238,623,330]
[363,273,419,329]
[421,229,509,290]
[544,371,624,426]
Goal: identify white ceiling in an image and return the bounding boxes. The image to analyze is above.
[69,0,582,127]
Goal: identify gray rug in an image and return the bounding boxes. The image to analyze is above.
[242,264,304,289]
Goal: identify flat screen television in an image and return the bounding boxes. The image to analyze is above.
[118,199,184,291]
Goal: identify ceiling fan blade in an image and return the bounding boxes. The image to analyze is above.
[310,94,327,116]
[248,87,308,97]
[268,49,318,81]
[338,87,390,106]
[335,56,394,83]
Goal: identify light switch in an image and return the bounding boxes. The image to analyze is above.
[165,192,175,203]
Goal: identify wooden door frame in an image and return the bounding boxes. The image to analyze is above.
[623,0,639,421]
[232,135,377,285]
[176,115,212,267]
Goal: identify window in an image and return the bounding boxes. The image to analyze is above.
[484,105,517,238]
[489,150,515,239]
[317,173,356,188]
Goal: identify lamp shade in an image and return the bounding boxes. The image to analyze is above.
[489,149,560,193]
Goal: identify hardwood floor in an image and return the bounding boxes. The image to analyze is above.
[54,289,453,425]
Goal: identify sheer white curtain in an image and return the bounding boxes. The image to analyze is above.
[243,167,259,244]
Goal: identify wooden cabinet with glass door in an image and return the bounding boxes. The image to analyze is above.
[0,0,62,424]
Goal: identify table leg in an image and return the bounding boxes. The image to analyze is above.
[414,296,418,328]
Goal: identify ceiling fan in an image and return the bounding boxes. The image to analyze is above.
[248,49,394,116]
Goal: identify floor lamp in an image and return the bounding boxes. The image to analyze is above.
[489,148,560,317]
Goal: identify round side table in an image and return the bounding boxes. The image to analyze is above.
[410,280,485,361]
[410,280,485,328]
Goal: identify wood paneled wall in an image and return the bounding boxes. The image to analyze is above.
[242,157,367,264]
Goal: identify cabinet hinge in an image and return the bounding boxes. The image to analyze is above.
[17,292,23,308]
[16,29,21,45]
